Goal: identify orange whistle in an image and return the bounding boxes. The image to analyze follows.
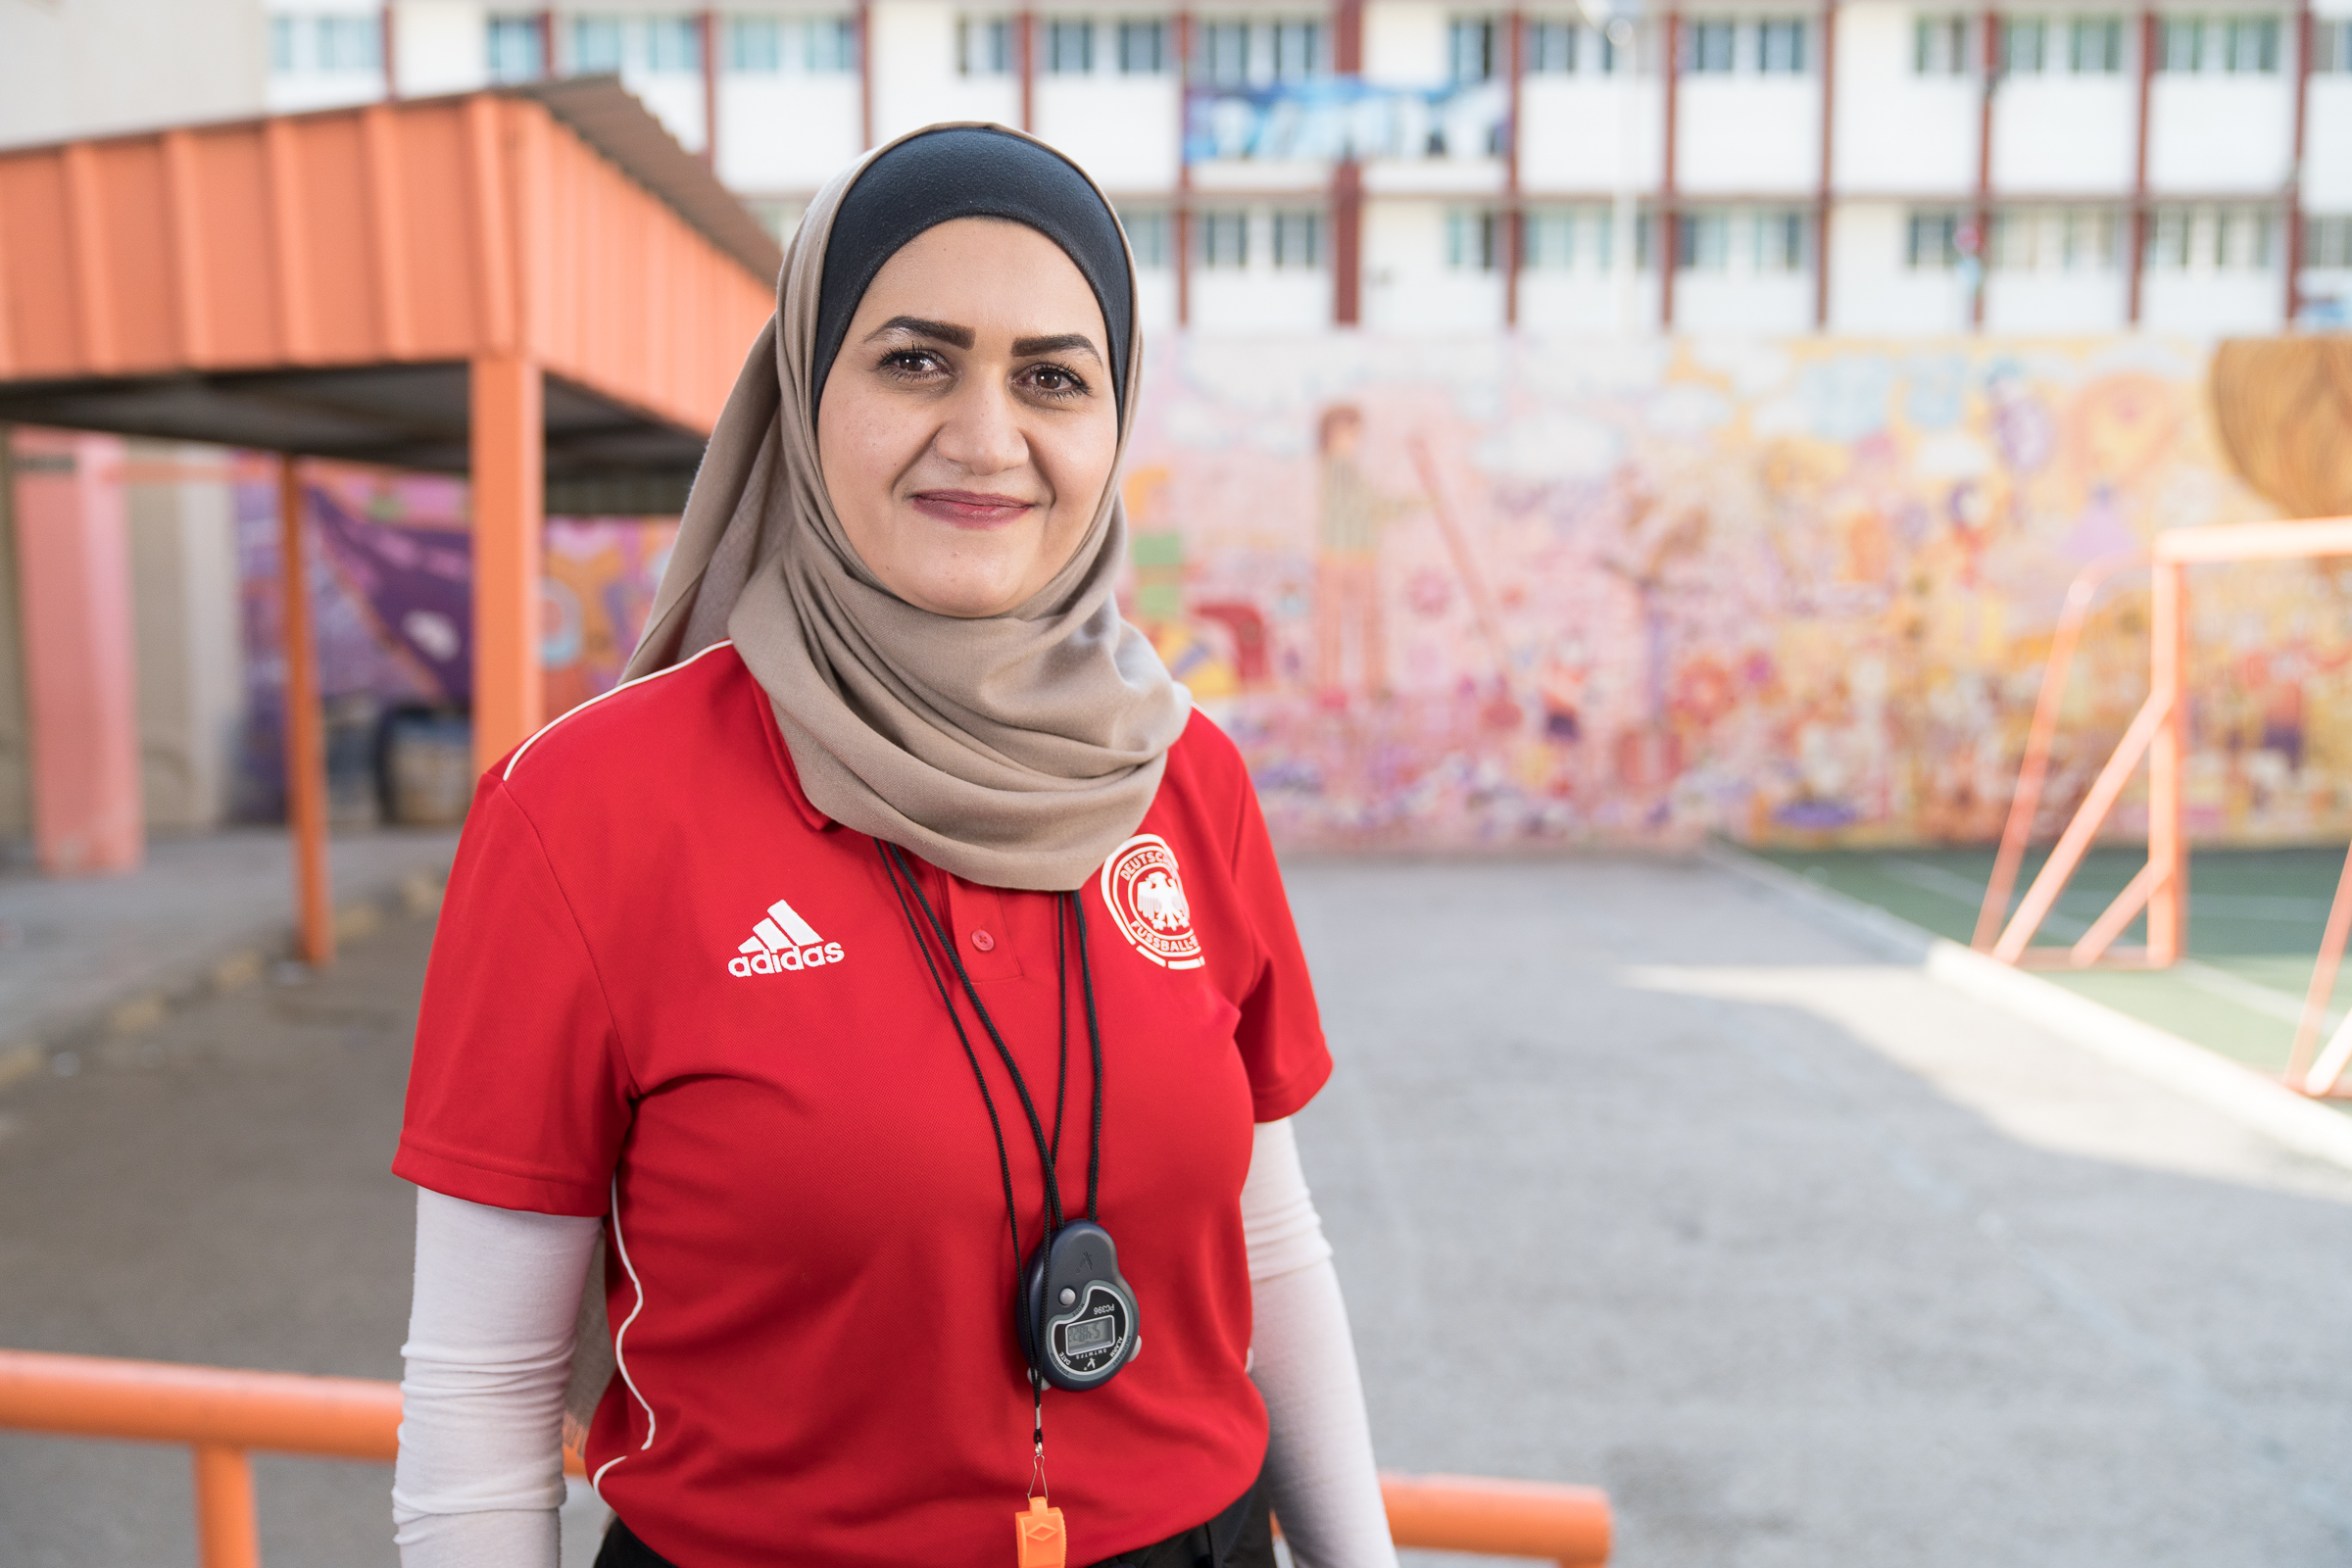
[1014,1495,1067,1568]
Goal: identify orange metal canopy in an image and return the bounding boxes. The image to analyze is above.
[0,79,779,941]
[0,76,777,510]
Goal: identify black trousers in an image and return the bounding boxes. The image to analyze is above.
[595,1463,1275,1568]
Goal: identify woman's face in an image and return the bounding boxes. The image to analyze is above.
[817,218,1119,619]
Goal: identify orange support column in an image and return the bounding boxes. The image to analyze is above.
[470,354,545,775]
[10,428,141,876]
[2148,560,2187,964]
[191,1444,262,1568]
[277,458,334,967]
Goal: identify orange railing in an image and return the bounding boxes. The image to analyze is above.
[0,1347,1612,1568]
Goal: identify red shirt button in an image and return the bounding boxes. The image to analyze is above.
[970,929,996,953]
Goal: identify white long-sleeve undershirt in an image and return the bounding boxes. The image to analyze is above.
[394,1117,1398,1568]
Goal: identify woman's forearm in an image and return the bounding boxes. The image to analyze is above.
[1242,1120,1399,1568]
[394,1188,601,1567]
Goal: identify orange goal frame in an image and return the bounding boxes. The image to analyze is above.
[1973,516,2352,1096]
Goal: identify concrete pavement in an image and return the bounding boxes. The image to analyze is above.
[1,855,2348,1565]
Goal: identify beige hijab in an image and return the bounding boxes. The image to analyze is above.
[622,122,1189,892]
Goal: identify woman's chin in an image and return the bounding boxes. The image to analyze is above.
[896,572,1032,619]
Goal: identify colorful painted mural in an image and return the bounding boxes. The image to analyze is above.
[217,336,2349,849]
[1121,335,2350,849]
[230,458,675,821]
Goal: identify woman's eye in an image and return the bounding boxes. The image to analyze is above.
[880,349,947,377]
[1022,364,1089,399]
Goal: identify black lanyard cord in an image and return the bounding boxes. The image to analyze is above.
[877,844,1033,1269]
[879,842,1093,1237]
[1071,892,1104,1223]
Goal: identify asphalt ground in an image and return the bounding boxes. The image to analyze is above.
[3,857,2351,1565]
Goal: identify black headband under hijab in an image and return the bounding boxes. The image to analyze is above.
[811,126,1135,418]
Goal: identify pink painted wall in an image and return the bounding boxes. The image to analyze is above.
[11,428,141,874]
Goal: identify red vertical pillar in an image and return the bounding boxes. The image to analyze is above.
[10,428,141,876]
[1332,0,1364,327]
[2129,9,2154,325]
[1019,10,1036,132]
[1975,9,1997,328]
[858,0,875,148]
[701,9,720,169]
[2287,0,2312,326]
[1815,0,1837,329]
[1660,11,1681,329]
[1504,10,1524,328]
[1176,9,1194,327]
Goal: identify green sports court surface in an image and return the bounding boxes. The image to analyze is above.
[1746,844,2350,1085]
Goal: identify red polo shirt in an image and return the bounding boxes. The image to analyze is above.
[394,642,1332,1568]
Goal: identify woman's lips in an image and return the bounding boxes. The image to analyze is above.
[909,490,1037,528]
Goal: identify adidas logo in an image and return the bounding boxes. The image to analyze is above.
[728,895,845,977]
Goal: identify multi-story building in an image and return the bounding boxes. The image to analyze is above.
[6,1,2350,336]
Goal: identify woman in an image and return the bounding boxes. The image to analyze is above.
[391,123,1397,1568]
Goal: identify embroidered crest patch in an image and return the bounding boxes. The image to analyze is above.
[1099,833,1204,970]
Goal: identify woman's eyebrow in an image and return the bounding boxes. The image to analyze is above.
[1011,333,1101,363]
[866,316,974,348]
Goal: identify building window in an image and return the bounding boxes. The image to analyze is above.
[1752,209,1805,270]
[2223,16,2279,72]
[487,16,544,79]
[1446,209,1500,270]
[1526,20,1577,71]
[1914,16,1969,74]
[959,15,1013,74]
[1122,208,1172,268]
[1757,19,1807,72]
[1273,210,1324,268]
[1998,17,2045,73]
[733,17,855,74]
[2216,208,2277,267]
[270,15,297,71]
[1046,18,1094,73]
[1200,210,1250,269]
[1686,19,1736,72]
[2159,17,2202,71]
[572,17,626,72]
[1449,17,1497,81]
[2318,20,2352,71]
[1524,206,1638,269]
[1273,20,1324,79]
[731,16,782,70]
[2070,16,2124,73]
[2146,206,2193,268]
[318,14,382,70]
[1118,19,1167,73]
[2063,208,2119,269]
[2307,215,2352,268]
[646,17,701,72]
[809,18,858,72]
[1907,210,1963,269]
[1201,20,1250,84]
[1676,211,1729,270]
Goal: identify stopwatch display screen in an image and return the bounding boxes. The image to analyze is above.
[1065,1316,1116,1351]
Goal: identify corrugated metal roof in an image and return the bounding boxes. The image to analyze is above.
[502,75,785,285]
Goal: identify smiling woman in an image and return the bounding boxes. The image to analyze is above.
[818,220,1121,618]
[390,124,1400,1568]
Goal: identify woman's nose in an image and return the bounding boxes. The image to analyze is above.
[931,378,1029,477]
